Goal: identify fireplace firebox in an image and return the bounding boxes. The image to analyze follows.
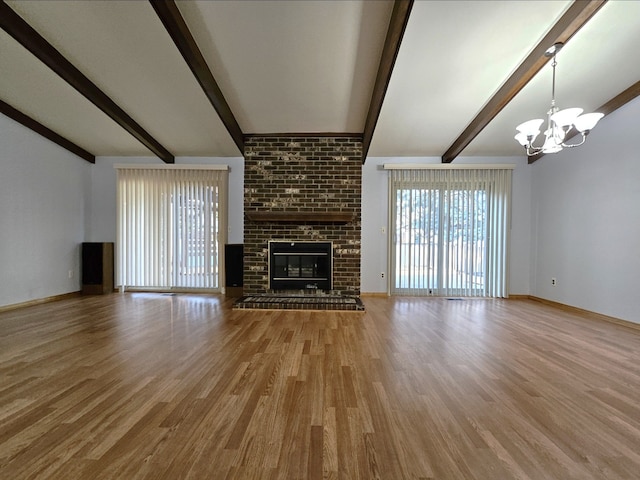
[269,241,332,291]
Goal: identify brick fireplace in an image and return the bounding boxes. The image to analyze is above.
[243,135,362,297]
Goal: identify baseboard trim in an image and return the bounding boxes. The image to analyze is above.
[0,291,82,313]
[360,292,389,297]
[507,294,530,300]
[514,295,640,332]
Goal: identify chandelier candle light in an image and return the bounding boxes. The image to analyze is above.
[515,43,603,156]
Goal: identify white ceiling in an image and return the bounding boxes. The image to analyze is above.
[1,0,639,162]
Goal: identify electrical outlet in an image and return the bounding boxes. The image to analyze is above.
[551,277,557,286]
[68,270,74,279]
[381,272,385,279]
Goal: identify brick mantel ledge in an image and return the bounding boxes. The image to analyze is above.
[246,211,354,224]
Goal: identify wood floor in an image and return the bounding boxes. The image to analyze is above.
[1,294,639,479]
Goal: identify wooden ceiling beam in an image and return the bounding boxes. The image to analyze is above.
[0,100,95,163]
[150,0,244,154]
[528,79,640,163]
[441,0,607,163]
[0,1,174,163]
[362,0,414,164]
[588,79,640,118]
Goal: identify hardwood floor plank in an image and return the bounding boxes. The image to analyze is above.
[307,424,323,480]
[1,294,639,479]
[322,406,338,478]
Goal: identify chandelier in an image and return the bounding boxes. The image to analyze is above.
[514,43,603,156]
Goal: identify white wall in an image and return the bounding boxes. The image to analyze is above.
[361,156,532,295]
[88,156,245,243]
[0,114,91,307]
[530,96,640,324]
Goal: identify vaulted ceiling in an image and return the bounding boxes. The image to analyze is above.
[1,0,639,164]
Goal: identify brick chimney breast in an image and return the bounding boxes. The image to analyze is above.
[243,136,362,296]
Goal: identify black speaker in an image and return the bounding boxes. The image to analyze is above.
[225,244,244,288]
[82,242,114,294]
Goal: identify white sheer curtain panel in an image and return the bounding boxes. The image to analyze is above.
[116,165,228,291]
[388,166,512,298]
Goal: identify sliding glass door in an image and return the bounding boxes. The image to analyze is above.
[172,185,220,288]
[116,166,228,291]
[389,168,510,297]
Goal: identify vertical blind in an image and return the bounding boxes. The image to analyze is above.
[388,166,512,298]
[116,166,228,291]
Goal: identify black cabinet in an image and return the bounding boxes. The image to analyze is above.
[225,244,243,296]
[82,242,114,294]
